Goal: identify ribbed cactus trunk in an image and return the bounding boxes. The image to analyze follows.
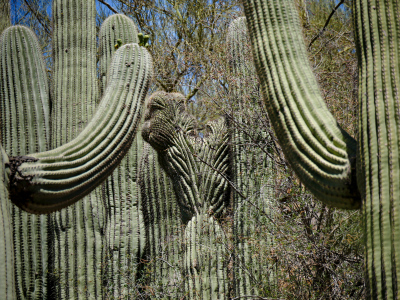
[0,146,14,299]
[0,25,51,299]
[355,1,400,298]
[184,214,227,299]
[138,142,184,297]
[243,0,400,298]
[50,1,103,298]
[0,7,13,297]
[226,17,277,296]
[98,14,147,298]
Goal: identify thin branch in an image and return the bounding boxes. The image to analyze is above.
[98,0,118,14]
[308,0,345,49]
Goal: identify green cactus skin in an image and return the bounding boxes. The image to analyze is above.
[0,146,15,299]
[0,26,51,300]
[243,0,361,210]
[138,142,184,297]
[99,14,139,95]
[142,92,229,297]
[184,214,227,299]
[227,17,277,296]
[99,14,146,298]
[243,0,400,298]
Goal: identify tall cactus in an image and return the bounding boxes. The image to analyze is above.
[142,91,229,299]
[243,0,399,298]
[0,2,153,299]
[99,14,147,298]
[0,25,51,299]
[226,17,277,296]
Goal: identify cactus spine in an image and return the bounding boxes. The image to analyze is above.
[227,17,276,296]
[243,0,400,298]
[0,25,51,299]
[99,14,147,298]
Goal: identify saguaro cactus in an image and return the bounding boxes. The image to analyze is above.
[98,14,147,298]
[142,91,229,298]
[226,16,276,297]
[0,25,51,299]
[243,0,398,298]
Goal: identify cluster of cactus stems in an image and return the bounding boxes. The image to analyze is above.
[226,16,277,296]
[243,0,400,298]
[142,91,230,298]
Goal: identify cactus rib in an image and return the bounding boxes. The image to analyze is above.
[8,44,153,214]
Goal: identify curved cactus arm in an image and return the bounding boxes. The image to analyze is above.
[242,0,360,209]
[8,43,153,214]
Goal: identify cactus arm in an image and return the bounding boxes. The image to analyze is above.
[8,44,153,214]
[242,0,360,209]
